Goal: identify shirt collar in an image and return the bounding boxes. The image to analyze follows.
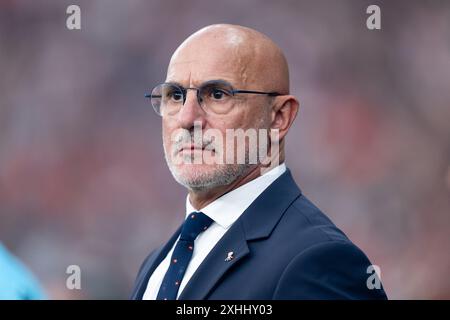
[185,163,287,230]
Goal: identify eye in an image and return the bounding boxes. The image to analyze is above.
[164,88,183,102]
[210,88,229,100]
[171,91,184,102]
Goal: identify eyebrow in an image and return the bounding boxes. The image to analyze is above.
[201,79,234,87]
[164,79,235,89]
[164,81,184,87]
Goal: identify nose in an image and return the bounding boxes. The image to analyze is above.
[176,89,206,130]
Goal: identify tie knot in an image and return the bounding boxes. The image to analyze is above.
[180,211,213,242]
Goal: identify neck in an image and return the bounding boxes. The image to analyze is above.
[188,142,286,210]
[188,148,285,210]
[187,164,263,210]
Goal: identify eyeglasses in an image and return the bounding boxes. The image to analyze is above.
[145,80,281,117]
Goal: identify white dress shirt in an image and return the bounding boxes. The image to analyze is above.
[142,163,287,300]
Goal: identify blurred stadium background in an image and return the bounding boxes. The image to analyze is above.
[0,0,449,299]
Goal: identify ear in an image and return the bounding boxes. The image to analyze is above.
[270,95,299,141]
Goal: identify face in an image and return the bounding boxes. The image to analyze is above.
[161,34,272,192]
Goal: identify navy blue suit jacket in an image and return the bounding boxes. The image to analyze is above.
[131,169,387,299]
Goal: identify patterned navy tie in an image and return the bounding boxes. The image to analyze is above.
[156,211,213,300]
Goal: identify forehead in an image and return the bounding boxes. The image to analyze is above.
[165,41,252,87]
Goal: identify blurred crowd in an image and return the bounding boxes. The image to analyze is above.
[0,0,449,299]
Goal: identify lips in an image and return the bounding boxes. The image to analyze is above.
[176,142,214,154]
[180,144,204,151]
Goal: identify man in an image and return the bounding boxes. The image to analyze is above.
[131,24,387,300]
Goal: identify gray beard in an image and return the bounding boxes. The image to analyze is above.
[165,157,252,192]
[163,115,270,192]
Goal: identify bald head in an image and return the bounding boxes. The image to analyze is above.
[167,24,290,94]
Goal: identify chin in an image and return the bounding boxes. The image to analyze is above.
[168,162,249,192]
[171,164,219,188]
[176,163,217,179]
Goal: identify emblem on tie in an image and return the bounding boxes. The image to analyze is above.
[225,251,234,262]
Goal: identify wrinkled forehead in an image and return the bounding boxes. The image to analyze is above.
[166,32,256,88]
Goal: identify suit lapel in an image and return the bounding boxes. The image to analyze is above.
[131,225,182,299]
[178,219,249,300]
[178,169,302,300]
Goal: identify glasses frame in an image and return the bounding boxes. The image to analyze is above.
[145,79,282,116]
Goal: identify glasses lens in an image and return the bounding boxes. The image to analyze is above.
[199,82,234,115]
[151,84,184,116]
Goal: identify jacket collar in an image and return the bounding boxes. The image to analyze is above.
[132,168,301,300]
[179,168,301,299]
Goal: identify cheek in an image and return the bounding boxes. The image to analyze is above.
[232,100,267,128]
[209,111,244,129]
[162,121,174,150]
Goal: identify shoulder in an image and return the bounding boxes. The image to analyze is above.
[270,195,387,299]
[273,239,387,299]
[274,193,351,246]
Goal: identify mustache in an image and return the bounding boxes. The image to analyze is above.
[171,130,216,157]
